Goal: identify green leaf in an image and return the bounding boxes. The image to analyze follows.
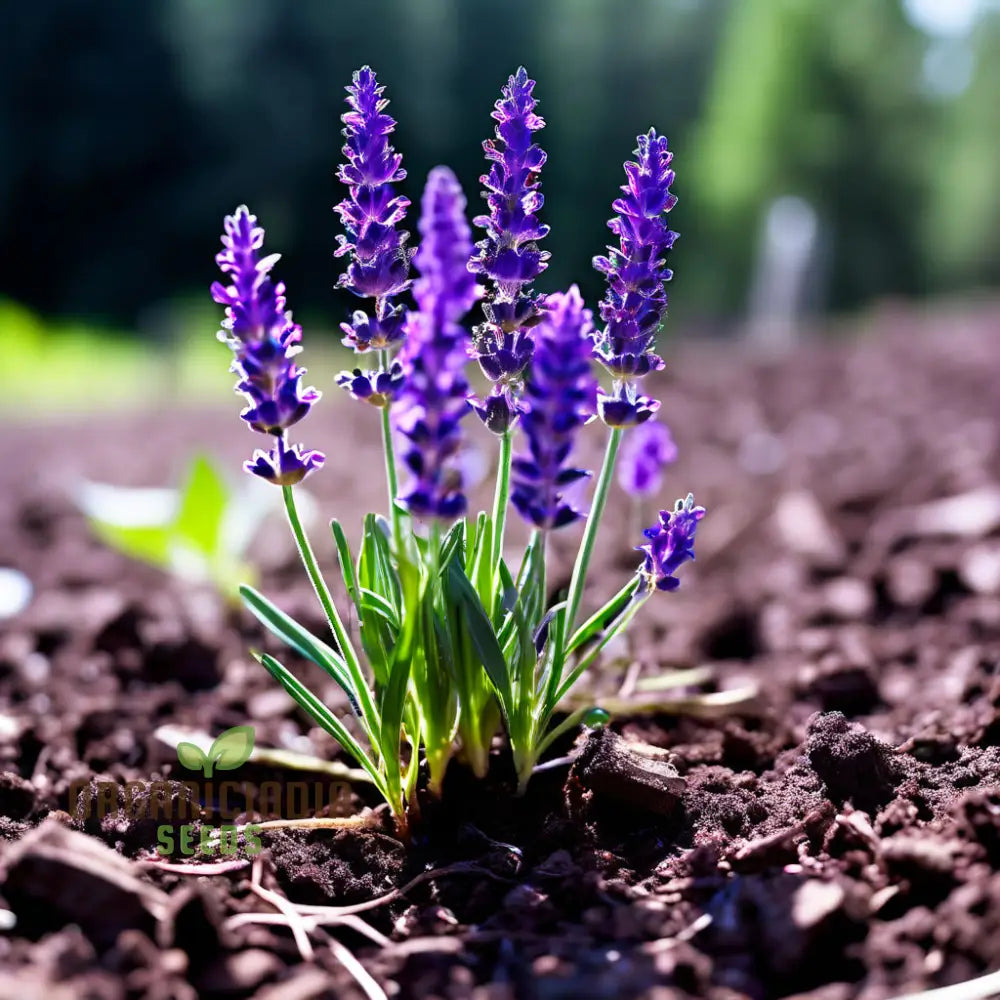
[445,560,512,710]
[239,585,364,721]
[208,725,255,771]
[514,531,545,629]
[466,512,487,580]
[255,652,386,795]
[173,454,230,558]
[359,588,400,630]
[359,514,401,613]
[439,518,467,576]
[176,741,209,772]
[330,519,361,611]
[566,578,640,656]
[469,516,494,613]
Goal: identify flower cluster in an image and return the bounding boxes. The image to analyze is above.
[639,494,705,592]
[211,206,324,486]
[210,66,703,832]
[468,67,550,435]
[592,129,678,427]
[511,287,596,530]
[335,66,413,411]
[393,167,479,518]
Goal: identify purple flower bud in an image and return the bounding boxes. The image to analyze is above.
[467,388,522,436]
[510,286,597,531]
[212,206,324,484]
[592,129,677,394]
[335,361,404,408]
[245,437,326,487]
[393,167,479,518]
[339,302,408,352]
[469,68,550,429]
[334,67,414,353]
[618,420,678,497]
[638,494,704,592]
[596,386,660,428]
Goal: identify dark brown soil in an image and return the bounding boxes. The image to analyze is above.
[1,303,1000,998]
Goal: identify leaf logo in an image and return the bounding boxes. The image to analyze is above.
[176,725,255,778]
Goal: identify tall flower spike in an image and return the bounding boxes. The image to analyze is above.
[638,494,704,592]
[593,129,678,427]
[511,286,596,530]
[618,420,678,497]
[212,206,324,486]
[393,167,479,518]
[468,67,550,434]
[334,66,413,354]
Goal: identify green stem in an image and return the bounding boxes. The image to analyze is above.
[378,348,403,545]
[490,428,513,569]
[563,427,623,636]
[281,485,374,726]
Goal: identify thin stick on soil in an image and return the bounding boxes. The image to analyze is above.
[284,862,508,918]
[248,882,315,962]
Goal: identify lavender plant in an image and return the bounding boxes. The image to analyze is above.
[213,67,704,831]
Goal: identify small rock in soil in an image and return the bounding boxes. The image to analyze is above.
[569,728,686,817]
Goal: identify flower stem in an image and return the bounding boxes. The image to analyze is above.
[563,426,623,636]
[491,427,513,568]
[281,485,366,697]
[378,347,402,545]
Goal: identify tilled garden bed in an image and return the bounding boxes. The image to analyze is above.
[1,309,999,999]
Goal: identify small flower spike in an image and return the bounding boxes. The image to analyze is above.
[618,420,678,496]
[334,66,414,353]
[394,167,479,518]
[212,206,324,486]
[511,286,596,530]
[593,129,678,425]
[468,67,550,433]
[638,494,704,592]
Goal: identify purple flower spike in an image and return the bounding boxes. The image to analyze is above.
[335,361,404,408]
[592,129,678,383]
[511,286,597,531]
[245,437,326,487]
[335,67,414,353]
[618,420,678,496]
[469,68,550,433]
[212,206,324,484]
[638,494,704,592]
[394,167,479,519]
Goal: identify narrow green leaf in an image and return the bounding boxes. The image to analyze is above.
[439,518,467,576]
[445,560,512,711]
[255,652,386,795]
[330,519,361,611]
[466,512,487,580]
[359,588,400,630]
[566,578,640,656]
[239,584,365,721]
[360,514,401,613]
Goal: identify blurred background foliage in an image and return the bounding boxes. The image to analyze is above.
[1,0,998,378]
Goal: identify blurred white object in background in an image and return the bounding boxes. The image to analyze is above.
[745,195,821,353]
